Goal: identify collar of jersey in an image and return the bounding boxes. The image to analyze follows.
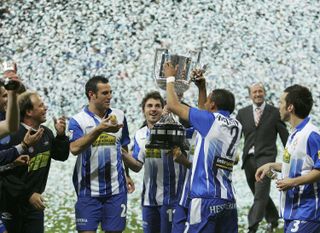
[217,110,230,117]
[289,117,310,143]
[295,116,310,132]
[84,105,112,119]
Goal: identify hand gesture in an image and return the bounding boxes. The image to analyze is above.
[23,128,44,147]
[162,105,171,116]
[2,72,21,91]
[13,155,29,166]
[255,163,272,182]
[170,146,182,161]
[29,192,46,210]
[53,116,66,136]
[276,178,295,191]
[163,61,177,77]
[97,115,123,133]
[191,68,206,88]
[126,175,135,194]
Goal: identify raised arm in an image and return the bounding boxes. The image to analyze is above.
[163,62,190,122]
[192,69,207,109]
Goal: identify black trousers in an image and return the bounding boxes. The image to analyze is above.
[243,156,278,231]
[2,192,44,233]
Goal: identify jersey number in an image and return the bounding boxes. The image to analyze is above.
[121,204,127,217]
[226,126,239,158]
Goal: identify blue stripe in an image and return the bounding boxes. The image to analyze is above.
[208,139,223,198]
[72,162,79,195]
[116,144,126,194]
[98,148,107,196]
[132,137,140,160]
[120,116,130,146]
[167,154,177,205]
[148,160,158,205]
[79,148,91,196]
[190,138,207,197]
[287,159,303,218]
[104,148,112,196]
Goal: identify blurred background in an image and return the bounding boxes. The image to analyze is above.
[1,0,319,232]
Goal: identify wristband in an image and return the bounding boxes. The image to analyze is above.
[166,76,175,83]
[22,140,29,148]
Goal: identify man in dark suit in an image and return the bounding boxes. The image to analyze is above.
[236,83,288,233]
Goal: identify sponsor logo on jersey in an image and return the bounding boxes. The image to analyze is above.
[145,148,161,158]
[318,150,320,159]
[214,157,234,171]
[92,132,116,146]
[28,151,50,172]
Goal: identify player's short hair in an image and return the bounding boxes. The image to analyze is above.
[85,76,109,100]
[210,89,235,114]
[141,91,165,112]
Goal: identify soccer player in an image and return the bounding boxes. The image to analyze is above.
[68,76,131,233]
[163,62,242,233]
[121,91,186,233]
[256,84,320,233]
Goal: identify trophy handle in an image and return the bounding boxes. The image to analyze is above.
[153,48,169,79]
[188,50,201,65]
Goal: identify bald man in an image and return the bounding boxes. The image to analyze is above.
[236,83,289,233]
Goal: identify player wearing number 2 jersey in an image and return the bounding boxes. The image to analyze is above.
[68,76,131,233]
[164,63,242,233]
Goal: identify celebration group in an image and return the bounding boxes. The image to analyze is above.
[0,62,319,233]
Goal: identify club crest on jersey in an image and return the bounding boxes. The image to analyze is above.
[92,132,116,146]
[283,148,291,163]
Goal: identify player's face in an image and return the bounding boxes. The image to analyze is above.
[279,92,290,122]
[94,82,112,111]
[143,98,163,126]
[30,94,47,124]
[250,84,265,106]
[0,87,8,113]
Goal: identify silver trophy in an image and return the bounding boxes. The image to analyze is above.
[153,48,201,95]
[146,49,201,150]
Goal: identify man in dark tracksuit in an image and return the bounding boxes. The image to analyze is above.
[1,91,69,233]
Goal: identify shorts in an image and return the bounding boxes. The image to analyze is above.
[186,198,238,233]
[284,220,320,233]
[75,193,127,232]
[142,205,175,233]
[172,205,188,233]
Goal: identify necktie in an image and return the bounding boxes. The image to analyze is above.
[255,107,262,126]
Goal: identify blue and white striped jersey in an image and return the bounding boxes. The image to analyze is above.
[178,129,199,207]
[132,126,186,206]
[68,106,130,197]
[188,107,242,201]
[280,117,320,222]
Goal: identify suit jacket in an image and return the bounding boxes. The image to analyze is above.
[236,103,288,168]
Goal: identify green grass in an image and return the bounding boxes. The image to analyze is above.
[44,206,283,233]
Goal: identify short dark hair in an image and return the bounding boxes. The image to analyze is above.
[210,89,235,114]
[284,84,313,119]
[85,76,109,100]
[141,91,165,112]
[18,91,37,120]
